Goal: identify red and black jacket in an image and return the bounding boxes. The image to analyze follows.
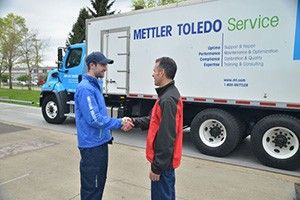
[133,81,183,174]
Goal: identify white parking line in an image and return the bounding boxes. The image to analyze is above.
[0,173,30,186]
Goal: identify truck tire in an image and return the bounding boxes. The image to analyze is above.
[42,95,66,124]
[251,115,300,170]
[190,109,243,157]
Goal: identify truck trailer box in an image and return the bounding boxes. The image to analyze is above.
[86,0,300,106]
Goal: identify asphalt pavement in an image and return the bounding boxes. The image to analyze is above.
[0,121,299,200]
[0,102,299,177]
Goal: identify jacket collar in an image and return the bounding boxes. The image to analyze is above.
[155,80,174,97]
[83,74,103,90]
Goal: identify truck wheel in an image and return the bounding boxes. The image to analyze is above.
[42,95,66,124]
[251,115,300,170]
[190,109,242,157]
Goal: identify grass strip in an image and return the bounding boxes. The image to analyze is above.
[0,88,40,107]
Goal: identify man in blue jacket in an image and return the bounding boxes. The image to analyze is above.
[75,52,132,200]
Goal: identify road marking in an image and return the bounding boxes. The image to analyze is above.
[0,174,30,186]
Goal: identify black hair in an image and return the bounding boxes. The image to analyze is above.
[155,57,177,79]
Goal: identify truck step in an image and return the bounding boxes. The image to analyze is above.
[64,113,75,118]
[66,100,75,105]
[107,106,119,118]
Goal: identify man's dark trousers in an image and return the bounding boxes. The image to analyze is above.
[79,144,108,200]
[151,169,175,200]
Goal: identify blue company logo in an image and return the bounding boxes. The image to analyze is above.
[294,0,300,60]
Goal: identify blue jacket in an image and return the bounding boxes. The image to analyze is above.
[75,74,122,148]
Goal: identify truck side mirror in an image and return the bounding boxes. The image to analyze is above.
[58,48,63,62]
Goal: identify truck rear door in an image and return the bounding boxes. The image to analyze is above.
[101,28,130,95]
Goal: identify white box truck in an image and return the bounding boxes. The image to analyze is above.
[41,0,300,170]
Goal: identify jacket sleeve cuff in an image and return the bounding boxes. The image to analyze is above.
[151,164,162,175]
[131,118,137,126]
[118,118,123,128]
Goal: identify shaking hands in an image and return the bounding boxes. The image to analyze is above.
[121,117,134,132]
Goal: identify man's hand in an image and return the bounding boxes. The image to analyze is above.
[149,171,160,181]
[121,117,134,131]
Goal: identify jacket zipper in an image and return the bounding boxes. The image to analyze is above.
[95,175,98,188]
[99,129,103,139]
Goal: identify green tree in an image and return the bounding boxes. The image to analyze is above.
[31,36,44,80]
[17,74,30,82]
[20,31,44,90]
[0,44,8,88]
[132,0,146,10]
[66,8,91,45]
[67,0,116,46]
[0,23,6,88]
[0,73,9,83]
[132,0,180,10]
[0,13,27,89]
[88,0,115,17]
[158,0,178,6]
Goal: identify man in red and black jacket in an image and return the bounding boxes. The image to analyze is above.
[132,57,183,200]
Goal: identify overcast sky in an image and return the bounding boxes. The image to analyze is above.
[0,0,131,66]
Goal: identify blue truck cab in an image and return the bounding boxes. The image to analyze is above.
[40,43,86,123]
